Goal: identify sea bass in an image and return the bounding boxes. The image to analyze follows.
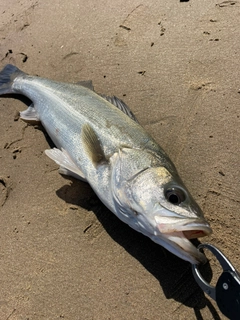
[0,64,212,264]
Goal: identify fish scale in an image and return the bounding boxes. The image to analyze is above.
[0,64,212,264]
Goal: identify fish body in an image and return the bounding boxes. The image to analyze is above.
[0,64,212,263]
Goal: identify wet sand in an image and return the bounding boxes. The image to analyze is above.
[0,1,239,319]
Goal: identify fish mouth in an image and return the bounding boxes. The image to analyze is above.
[154,216,212,264]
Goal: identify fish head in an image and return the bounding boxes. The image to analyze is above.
[112,153,212,264]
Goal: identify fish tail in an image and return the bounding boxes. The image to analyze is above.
[0,64,25,95]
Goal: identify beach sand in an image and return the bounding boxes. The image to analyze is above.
[0,1,239,319]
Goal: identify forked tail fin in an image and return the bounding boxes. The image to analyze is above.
[0,64,25,95]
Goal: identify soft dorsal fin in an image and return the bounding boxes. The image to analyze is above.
[100,94,139,123]
[81,123,107,166]
[75,80,94,91]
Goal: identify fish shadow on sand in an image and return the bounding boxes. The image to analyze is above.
[1,93,221,319]
[56,177,222,320]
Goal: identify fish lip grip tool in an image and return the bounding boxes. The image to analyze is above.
[192,243,240,320]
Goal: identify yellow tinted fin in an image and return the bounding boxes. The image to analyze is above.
[81,124,107,166]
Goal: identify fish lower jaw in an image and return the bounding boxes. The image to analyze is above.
[158,231,207,264]
[153,216,212,264]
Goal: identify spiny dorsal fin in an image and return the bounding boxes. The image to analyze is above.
[100,94,139,123]
[75,78,138,122]
[81,123,107,165]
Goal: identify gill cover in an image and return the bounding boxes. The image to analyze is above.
[111,147,204,223]
[110,147,212,264]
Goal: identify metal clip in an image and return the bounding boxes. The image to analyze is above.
[192,243,237,300]
[192,243,240,319]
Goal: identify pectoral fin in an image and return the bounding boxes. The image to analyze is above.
[45,148,86,181]
[81,123,107,166]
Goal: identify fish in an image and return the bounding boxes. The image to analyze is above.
[0,64,212,264]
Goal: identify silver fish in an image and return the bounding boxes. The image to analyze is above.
[0,64,212,264]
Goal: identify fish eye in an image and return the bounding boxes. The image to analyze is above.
[165,187,186,205]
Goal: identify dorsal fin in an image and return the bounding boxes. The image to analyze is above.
[75,80,94,91]
[100,94,139,123]
[75,79,138,122]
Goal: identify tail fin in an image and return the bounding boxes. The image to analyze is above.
[0,64,25,95]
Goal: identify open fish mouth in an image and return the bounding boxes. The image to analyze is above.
[154,216,212,264]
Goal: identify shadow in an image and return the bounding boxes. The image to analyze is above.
[1,93,32,107]
[1,94,222,318]
[56,177,221,319]
[194,299,222,320]
[1,94,56,149]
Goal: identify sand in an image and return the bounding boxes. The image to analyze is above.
[0,1,239,319]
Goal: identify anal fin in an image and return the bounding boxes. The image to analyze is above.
[20,104,40,122]
[45,148,86,181]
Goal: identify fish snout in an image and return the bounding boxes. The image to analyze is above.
[154,215,212,264]
[155,215,212,237]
